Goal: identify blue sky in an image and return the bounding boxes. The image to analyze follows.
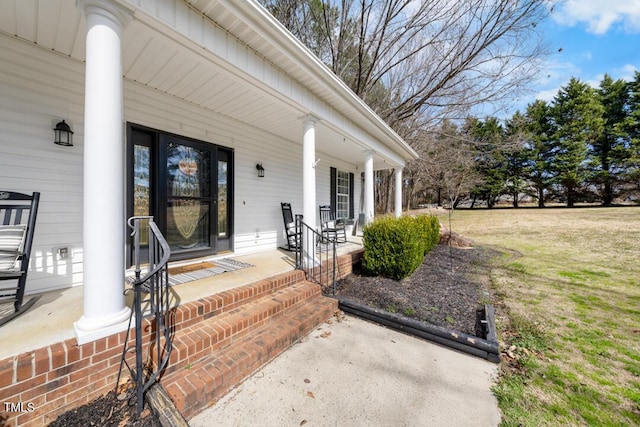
[510,0,640,114]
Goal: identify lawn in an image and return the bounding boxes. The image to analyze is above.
[432,206,640,426]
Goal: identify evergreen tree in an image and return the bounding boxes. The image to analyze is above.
[552,78,605,207]
[469,117,507,208]
[523,100,557,207]
[621,71,640,198]
[593,75,630,205]
[504,112,532,207]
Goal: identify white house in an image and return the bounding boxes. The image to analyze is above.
[0,0,417,345]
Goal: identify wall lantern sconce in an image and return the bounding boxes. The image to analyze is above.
[53,120,74,146]
[256,163,265,178]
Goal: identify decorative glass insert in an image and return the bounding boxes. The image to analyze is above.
[218,160,228,238]
[133,145,150,245]
[166,142,211,250]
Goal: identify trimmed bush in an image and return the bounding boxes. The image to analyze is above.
[362,214,440,280]
[414,214,441,255]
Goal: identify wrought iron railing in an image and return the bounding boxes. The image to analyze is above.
[294,216,338,295]
[117,216,172,415]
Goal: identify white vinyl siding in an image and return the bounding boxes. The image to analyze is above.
[0,35,85,294]
[0,24,366,293]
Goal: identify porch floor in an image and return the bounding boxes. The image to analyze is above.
[0,239,362,360]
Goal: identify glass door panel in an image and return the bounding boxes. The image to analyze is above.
[133,144,151,245]
[166,142,212,252]
[166,199,210,250]
[218,160,228,238]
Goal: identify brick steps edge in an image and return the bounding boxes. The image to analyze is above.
[161,294,338,419]
[162,280,323,376]
[168,269,307,335]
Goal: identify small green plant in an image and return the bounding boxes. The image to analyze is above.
[508,262,528,274]
[404,307,416,316]
[386,305,397,313]
[445,315,455,324]
[509,315,548,353]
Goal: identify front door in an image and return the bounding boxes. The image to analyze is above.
[127,124,233,264]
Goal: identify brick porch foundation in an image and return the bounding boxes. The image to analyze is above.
[0,250,362,426]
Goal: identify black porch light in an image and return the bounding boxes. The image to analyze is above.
[54,120,74,146]
[256,163,265,178]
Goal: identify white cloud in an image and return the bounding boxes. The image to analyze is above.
[617,63,639,80]
[585,64,639,86]
[553,0,640,34]
[586,74,605,88]
[531,63,638,105]
[535,88,560,102]
[514,58,580,105]
[538,58,582,86]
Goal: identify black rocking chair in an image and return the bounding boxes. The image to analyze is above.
[281,202,302,251]
[319,205,347,243]
[0,191,41,326]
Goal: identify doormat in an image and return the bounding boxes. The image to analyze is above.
[168,262,217,276]
[167,258,254,286]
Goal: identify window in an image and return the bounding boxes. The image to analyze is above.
[330,167,354,219]
[336,170,350,219]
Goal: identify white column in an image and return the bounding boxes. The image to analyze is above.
[302,117,319,267]
[395,167,403,218]
[302,117,318,229]
[75,0,133,343]
[363,151,374,225]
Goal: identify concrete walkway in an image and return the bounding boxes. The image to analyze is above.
[190,315,501,427]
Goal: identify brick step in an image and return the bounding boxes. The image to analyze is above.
[167,269,307,335]
[162,280,324,376]
[161,293,338,419]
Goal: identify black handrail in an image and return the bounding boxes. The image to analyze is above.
[294,216,338,295]
[117,216,172,415]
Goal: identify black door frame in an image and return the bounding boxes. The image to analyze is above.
[126,123,234,265]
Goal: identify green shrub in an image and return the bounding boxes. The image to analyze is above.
[362,214,440,280]
[414,214,440,255]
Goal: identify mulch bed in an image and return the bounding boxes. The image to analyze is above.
[332,243,496,336]
[49,242,493,426]
[48,380,160,427]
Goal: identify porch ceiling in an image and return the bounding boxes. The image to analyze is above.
[0,0,417,169]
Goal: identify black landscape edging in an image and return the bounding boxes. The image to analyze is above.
[337,298,500,363]
[147,382,189,427]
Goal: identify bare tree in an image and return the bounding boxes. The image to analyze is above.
[407,120,481,208]
[263,0,554,213]
[263,0,554,131]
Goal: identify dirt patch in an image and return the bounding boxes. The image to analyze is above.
[48,380,160,427]
[332,243,497,336]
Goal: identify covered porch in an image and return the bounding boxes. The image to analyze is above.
[0,238,362,361]
[0,1,418,423]
[0,0,417,347]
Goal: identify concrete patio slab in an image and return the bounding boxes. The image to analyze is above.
[190,314,501,427]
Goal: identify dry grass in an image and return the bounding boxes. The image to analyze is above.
[429,206,640,426]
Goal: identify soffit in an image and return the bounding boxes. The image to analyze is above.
[0,0,416,168]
